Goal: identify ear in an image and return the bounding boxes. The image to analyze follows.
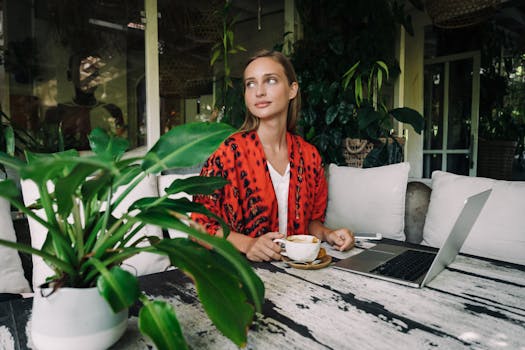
[288,82,299,100]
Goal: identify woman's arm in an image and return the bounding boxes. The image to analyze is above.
[308,220,354,251]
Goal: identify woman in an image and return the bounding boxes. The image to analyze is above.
[193,49,354,262]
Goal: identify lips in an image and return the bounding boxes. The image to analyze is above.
[255,101,271,108]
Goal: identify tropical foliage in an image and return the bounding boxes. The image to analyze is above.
[291,0,424,166]
[0,122,264,349]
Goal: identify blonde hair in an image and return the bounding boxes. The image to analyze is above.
[239,49,301,133]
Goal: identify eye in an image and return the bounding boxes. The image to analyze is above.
[245,81,256,89]
[267,77,277,84]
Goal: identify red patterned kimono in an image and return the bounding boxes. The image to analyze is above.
[192,130,327,237]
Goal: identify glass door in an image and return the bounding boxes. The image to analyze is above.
[2,0,147,151]
[423,52,480,178]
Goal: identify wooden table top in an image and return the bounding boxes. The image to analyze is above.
[1,242,524,349]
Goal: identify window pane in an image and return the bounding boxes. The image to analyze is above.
[447,59,472,149]
[423,63,444,150]
[157,0,220,134]
[447,154,470,176]
[3,0,145,151]
[423,153,442,178]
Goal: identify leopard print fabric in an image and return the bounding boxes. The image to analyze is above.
[192,130,327,238]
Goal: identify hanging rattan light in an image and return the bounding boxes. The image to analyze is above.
[426,0,500,29]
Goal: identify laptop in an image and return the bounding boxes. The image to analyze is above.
[333,189,492,288]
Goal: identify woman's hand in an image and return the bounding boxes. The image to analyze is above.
[245,232,284,262]
[325,228,354,251]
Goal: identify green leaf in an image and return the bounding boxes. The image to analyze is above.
[0,151,25,171]
[21,151,114,185]
[355,76,363,105]
[0,238,76,277]
[342,61,360,80]
[55,163,100,216]
[325,105,338,125]
[162,176,228,196]
[139,298,188,350]
[0,179,20,199]
[95,264,141,312]
[5,126,14,156]
[143,123,235,174]
[210,49,221,66]
[88,128,129,160]
[82,170,113,202]
[133,198,230,237]
[357,106,382,131]
[389,107,425,134]
[377,69,383,92]
[376,60,389,80]
[157,239,256,347]
[364,143,389,168]
[136,214,264,312]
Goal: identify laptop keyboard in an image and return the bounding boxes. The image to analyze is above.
[371,250,436,282]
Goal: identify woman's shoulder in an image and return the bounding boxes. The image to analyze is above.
[289,133,321,156]
[225,130,257,143]
[215,130,259,155]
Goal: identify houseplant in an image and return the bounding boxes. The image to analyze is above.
[341,60,424,167]
[210,0,247,128]
[0,122,264,349]
[291,0,424,166]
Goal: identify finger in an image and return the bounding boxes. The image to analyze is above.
[246,252,262,262]
[339,235,355,251]
[261,244,282,261]
[266,231,285,240]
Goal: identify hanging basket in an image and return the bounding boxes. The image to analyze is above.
[343,138,375,168]
[426,0,500,29]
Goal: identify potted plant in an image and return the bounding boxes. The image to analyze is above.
[290,0,424,166]
[341,60,424,167]
[0,122,264,349]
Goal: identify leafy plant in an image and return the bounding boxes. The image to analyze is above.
[210,0,246,128]
[291,0,424,165]
[342,60,424,167]
[0,122,264,349]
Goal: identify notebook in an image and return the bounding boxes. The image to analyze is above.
[333,189,492,288]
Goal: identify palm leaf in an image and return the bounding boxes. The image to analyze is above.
[142,123,235,174]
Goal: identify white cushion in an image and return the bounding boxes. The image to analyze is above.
[325,163,410,241]
[0,197,31,293]
[21,175,169,288]
[157,173,200,238]
[111,174,170,276]
[422,171,525,265]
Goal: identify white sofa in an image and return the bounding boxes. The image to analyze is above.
[325,163,525,266]
[2,163,524,295]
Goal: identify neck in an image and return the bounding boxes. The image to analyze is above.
[257,120,287,151]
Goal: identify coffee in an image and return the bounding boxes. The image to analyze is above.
[274,235,321,262]
[288,236,319,243]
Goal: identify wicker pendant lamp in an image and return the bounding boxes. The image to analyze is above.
[426,0,500,28]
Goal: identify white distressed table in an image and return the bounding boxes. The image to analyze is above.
[1,242,524,349]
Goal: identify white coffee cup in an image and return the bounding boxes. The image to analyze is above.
[274,235,321,262]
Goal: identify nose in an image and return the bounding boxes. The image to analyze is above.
[256,84,266,97]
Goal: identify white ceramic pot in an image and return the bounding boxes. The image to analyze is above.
[31,287,128,350]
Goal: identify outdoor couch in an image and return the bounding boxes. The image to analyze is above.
[2,163,524,295]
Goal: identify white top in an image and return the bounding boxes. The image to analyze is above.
[267,162,290,235]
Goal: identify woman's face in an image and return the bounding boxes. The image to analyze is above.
[243,57,298,122]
